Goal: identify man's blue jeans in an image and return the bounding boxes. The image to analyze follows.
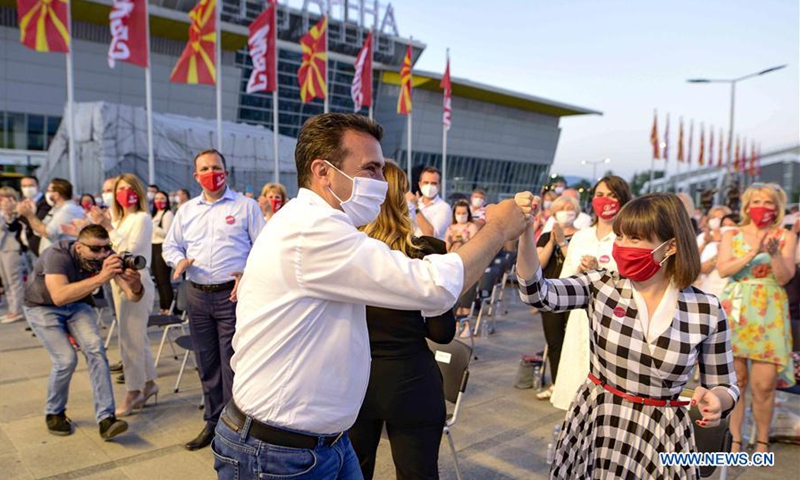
[212,410,363,480]
[25,302,116,422]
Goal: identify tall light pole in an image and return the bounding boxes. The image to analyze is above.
[581,157,611,181]
[687,65,786,197]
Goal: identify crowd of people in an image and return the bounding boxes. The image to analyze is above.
[0,111,798,479]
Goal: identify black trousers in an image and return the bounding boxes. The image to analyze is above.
[349,353,446,480]
[151,244,174,311]
[185,283,236,427]
[541,310,569,383]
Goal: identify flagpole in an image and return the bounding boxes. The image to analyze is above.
[648,108,655,193]
[273,2,280,183]
[145,2,155,185]
[215,0,223,150]
[407,37,413,183]
[441,48,449,201]
[66,1,76,187]
[323,6,329,114]
[368,30,374,120]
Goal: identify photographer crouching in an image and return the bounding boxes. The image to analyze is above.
[23,224,144,440]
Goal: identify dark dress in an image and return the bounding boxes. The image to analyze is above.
[536,231,573,382]
[349,236,456,480]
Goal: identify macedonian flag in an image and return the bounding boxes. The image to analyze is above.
[17,0,71,53]
[298,17,328,103]
[170,0,217,85]
[397,45,412,115]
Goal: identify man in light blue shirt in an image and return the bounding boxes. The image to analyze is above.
[162,149,264,451]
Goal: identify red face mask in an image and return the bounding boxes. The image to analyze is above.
[116,188,139,208]
[81,200,93,210]
[612,239,671,282]
[269,198,283,213]
[154,200,168,211]
[199,171,226,192]
[592,196,620,220]
[748,206,776,228]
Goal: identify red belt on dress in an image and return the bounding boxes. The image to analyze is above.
[588,373,690,407]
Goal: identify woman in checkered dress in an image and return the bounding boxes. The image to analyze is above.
[515,193,739,479]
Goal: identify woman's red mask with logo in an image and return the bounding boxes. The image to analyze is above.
[748,206,776,228]
[199,171,226,192]
[116,188,139,208]
[592,196,620,220]
[612,239,672,282]
[154,200,168,211]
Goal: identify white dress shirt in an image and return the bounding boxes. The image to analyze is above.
[162,188,265,284]
[232,188,464,435]
[631,282,679,344]
[559,225,618,278]
[38,200,84,253]
[414,195,452,240]
[541,212,592,234]
[110,211,153,267]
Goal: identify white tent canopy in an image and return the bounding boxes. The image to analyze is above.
[38,102,298,197]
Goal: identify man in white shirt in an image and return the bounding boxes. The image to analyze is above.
[412,166,451,240]
[541,188,591,233]
[217,113,528,480]
[18,178,84,253]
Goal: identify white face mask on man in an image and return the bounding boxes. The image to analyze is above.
[420,184,438,199]
[102,192,114,207]
[325,161,388,227]
[21,186,38,199]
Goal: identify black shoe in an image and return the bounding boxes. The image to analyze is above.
[116,373,125,384]
[99,416,128,440]
[46,413,74,436]
[109,361,124,373]
[185,426,215,451]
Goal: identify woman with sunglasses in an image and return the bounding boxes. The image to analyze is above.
[717,182,796,453]
[92,173,159,416]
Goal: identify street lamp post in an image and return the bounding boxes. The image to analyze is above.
[686,65,786,201]
[581,157,611,182]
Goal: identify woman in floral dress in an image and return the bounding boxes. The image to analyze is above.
[516,192,738,479]
[717,183,797,453]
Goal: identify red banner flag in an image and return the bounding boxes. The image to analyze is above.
[677,118,684,162]
[170,0,217,85]
[749,142,757,175]
[397,45,412,115]
[756,144,762,176]
[740,139,747,173]
[663,114,670,162]
[687,120,694,166]
[718,129,724,167]
[108,0,149,68]
[650,111,660,159]
[441,56,452,130]
[733,137,740,172]
[298,16,328,103]
[698,124,705,166]
[17,0,70,53]
[351,31,373,111]
[246,1,277,94]
[708,127,714,167]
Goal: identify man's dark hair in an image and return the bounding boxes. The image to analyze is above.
[179,188,190,197]
[295,113,383,188]
[22,175,39,185]
[148,184,159,190]
[193,149,227,170]
[472,187,486,196]
[420,166,441,180]
[78,224,110,242]
[49,178,73,201]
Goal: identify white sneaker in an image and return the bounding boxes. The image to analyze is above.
[459,326,472,339]
[1,313,24,324]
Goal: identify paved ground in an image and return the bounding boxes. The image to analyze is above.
[0,288,798,479]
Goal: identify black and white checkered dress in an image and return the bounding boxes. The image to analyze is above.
[519,268,740,480]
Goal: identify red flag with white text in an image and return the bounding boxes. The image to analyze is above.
[108,0,149,68]
[351,31,373,111]
[246,0,277,94]
[441,56,452,130]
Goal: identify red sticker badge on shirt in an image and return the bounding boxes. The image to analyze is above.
[613,306,626,318]
[225,215,235,225]
[599,255,610,264]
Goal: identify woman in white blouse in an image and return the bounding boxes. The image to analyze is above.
[151,191,175,315]
[93,174,158,416]
[550,175,632,410]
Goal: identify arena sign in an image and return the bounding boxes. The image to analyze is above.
[293,0,399,36]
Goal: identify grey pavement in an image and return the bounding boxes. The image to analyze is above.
[0,288,797,479]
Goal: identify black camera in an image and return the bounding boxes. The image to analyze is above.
[119,252,147,271]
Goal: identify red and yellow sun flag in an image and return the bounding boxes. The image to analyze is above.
[170,0,217,85]
[17,0,70,53]
[298,17,328,103]
[397,45,412,115]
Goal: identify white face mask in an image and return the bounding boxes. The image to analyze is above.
[455,213,469,224]
[21,186,38,199]
[471,197,485,208]
[45,192,56,207]
[554,186,565,195]
[543,200,553,211]
[147,191,156,202]
[555,210,576,226]
[102,192,114,207]
[708,217,722,231]
[420,184,438,199]
[326,161,388,227]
